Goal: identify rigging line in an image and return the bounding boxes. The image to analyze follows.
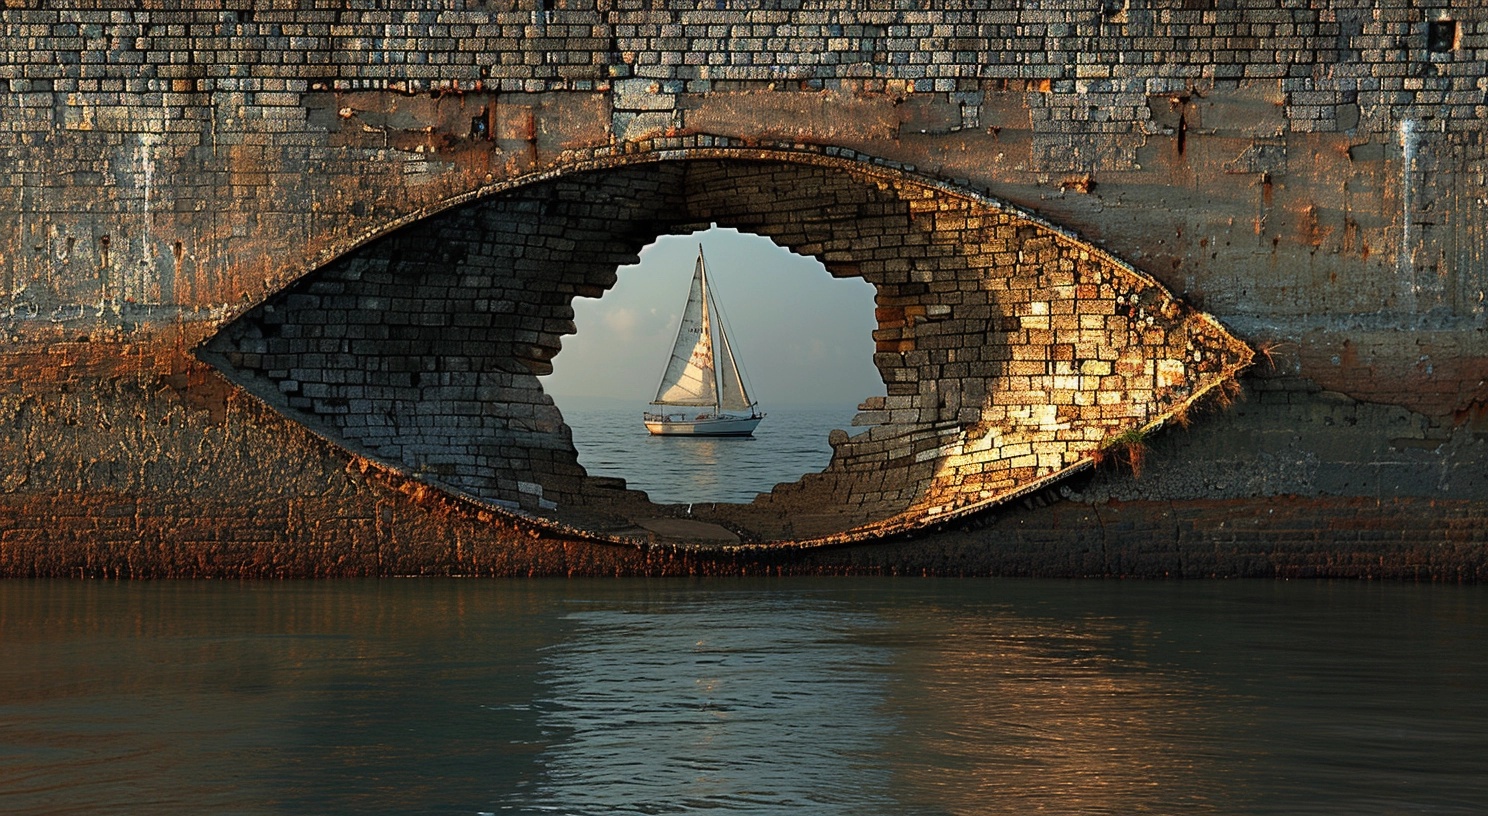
[702,252,758,408]
[650,260,682,403]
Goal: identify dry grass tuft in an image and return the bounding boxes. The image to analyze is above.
[1254,340,1290,371]
[1103,427,1150,478]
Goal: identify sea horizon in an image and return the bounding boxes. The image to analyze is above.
[553,400,875,504]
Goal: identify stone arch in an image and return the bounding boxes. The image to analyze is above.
[199,150,1251,547]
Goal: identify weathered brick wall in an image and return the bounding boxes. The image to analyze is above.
[1,1,1485,577]
[5,1,1483,331]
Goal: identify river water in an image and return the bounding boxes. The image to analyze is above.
[2,578,1484,815]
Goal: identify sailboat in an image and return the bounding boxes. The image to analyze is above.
[644,246,765,436]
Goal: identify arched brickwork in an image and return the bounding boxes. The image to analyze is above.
[201,152,1251,546]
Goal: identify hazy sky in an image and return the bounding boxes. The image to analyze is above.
[540,228,884,409]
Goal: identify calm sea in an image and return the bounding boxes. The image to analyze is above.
[561,403,857,504]
[2,578,1485,815]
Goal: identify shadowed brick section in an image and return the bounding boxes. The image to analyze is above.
[204,157,1250,544]
[204,164,690,514]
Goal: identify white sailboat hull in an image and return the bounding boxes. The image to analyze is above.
[644,413,763,437]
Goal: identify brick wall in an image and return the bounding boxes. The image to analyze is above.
[1,1,1484,576]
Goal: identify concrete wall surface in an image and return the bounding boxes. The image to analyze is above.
[1,0,1484,578]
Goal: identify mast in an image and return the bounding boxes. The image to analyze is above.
[703,249,753,414]
[699,247,721,413]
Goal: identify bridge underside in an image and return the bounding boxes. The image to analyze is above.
[201,156,1249,546]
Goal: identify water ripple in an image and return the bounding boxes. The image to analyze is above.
[512,595,902,815]
[4,579,1487,815]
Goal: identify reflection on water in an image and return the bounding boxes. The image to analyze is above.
[2,579,1486,815]
[516,591,899,813]
[887,603,1254,815]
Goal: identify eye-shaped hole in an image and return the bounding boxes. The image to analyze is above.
[198,156,1251,548]
[542,227,883,506]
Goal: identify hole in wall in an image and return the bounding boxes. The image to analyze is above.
[541,226,883,505]
[1426,19,1456,54]
[198,154,1252,546]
